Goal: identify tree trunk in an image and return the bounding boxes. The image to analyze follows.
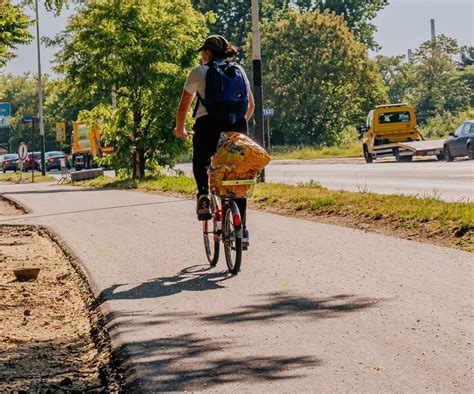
[133,150,141,179]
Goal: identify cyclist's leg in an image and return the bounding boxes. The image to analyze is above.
[192,116,222,196]
[234,198,247,229]
[224,118,249,243]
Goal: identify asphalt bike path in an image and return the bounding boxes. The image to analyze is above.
[1,182,472,392]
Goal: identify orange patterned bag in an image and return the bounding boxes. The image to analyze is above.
[210,132,270,198]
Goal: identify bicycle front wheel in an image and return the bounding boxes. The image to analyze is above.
[203,194,220,266]
[223,200,242,275]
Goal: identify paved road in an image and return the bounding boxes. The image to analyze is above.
[177,159,474,202]
[1,182,472,392]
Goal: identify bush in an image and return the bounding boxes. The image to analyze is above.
[422,108,474,138]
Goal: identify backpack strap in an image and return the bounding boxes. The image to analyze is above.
[192,92,202,118]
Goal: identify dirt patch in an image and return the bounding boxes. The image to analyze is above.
[0,197,26,216]
[0,223,120,391]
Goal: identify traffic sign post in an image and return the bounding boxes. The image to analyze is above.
[263,108,274,117]
[18,142,28,182]
[56,122,66,152]
[263,108,274,153]
[18,142,28,160]
[22,117,39,183]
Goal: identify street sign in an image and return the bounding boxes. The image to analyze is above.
[263,108,274,117]
[56,122,66,142]
[21,116,39,125]
[0,102,11,128]
[18,142,28,160]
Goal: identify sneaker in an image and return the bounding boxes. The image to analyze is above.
[242,228,249,250]
[196,195,212,221]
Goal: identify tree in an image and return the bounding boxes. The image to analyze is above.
[292,0,388,49]
[458,46,474,69]
[0,73,63,152]
[256,11,386,146]
[0,0,32,66]
[54,0,208,178]
[0,0,73,66]
[453,65,474,108]
[375,55,415,104]
[408,35,470,122]
[191,0,388,50]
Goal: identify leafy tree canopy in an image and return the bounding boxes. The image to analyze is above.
[458,46,474,69]
[0,0,33,66]
[256,10,386,146]
[376,36,472,123]
[409,35,470,121]
[0,73,65,152]
[53,0,208,178]
[191,0,388,50]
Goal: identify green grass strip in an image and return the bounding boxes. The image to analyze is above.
[270,144,362,160]
[74,173,473,252]
[0,173,56,183]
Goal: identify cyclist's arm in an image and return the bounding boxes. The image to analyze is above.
[246,90,255,122]
[174,90,195,138]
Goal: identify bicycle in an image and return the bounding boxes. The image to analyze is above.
[203,178,255,275]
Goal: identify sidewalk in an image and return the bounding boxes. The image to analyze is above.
[1,182,472,391]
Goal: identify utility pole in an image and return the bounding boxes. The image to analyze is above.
[251,0,265,181]
[35,0,46,175]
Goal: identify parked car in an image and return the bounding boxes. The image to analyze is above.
[1,153,19,173]
[42,151,72,171]
[443,120,474,161]
[17,152,41,172]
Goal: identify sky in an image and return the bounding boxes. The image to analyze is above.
[2,0,474,77]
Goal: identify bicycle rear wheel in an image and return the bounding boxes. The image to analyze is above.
[203,194,220,266]
[223,200,242,275]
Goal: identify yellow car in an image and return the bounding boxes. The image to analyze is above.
[361,103,426,163]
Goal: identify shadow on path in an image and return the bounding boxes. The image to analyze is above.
[117,334,321,391]
[201,292,380,324]
[94,265,230,306]
[108,292,379,390]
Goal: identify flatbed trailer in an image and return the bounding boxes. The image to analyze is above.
[371,139,446,162]
[362,103,447,163]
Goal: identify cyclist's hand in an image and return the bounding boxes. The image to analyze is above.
[173,127,188,139]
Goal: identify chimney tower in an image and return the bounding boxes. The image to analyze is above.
[431,19,436,40]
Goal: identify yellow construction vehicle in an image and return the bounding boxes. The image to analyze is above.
[71,121,113,170]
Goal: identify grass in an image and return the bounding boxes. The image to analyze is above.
[74,173,473,252]
[176,144,363,164]
[0,172,56,183]
[78,173,196,195]
[270,143,362,160]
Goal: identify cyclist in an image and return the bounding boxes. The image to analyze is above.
[174,35,255,247]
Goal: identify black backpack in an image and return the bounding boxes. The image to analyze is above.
[196,61,249,124]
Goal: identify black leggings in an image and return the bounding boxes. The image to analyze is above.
[192,115,248,228]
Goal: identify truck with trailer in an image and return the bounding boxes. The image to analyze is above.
[71,121,113,170]
[360,103,445,163]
